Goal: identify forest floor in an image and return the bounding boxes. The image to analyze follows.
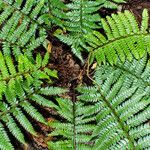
[14,0,150,149]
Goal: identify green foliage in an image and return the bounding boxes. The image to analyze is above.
[0,1,69,149]
[48,98,95,150]
[0,52,67,149]
[0,0,149,150]
[52,0,127,62]
[48,57,150,150]
[0,0,47,59]
[89,56,150,149]
[47,0,67,28]
[86,9,150,65]
[54,0,101,62]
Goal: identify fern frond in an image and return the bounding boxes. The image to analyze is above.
[48,56,150,150]
[95,55,150,87]
[0,0,47,58]
[54,0,101,62]
[52,0,128,62]
[86,9,150,65]
[0,52,67,149]
[48,98,95,150]
[77,57,150,150]
[0,51,57,97]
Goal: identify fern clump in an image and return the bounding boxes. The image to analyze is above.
[53,0,127,62]
[0,52,67,150]
[0,0,149,150]
[48,57,150,150]
[86,9,150,65]
[78,57,150,149]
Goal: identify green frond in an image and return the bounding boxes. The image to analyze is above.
[0,0,47,58]
[47,0,67,28]
[48,57,150,150]
[39,87,68,95]
[0,52,55,97]
[141,9,149,33]
[86,9,150,65]
[50,0,128,61]
[54,0,101,62]
[0,52,67,149]
[77,57,150,150]
[3,114,26,144]
[97,0,126,9]
[48,98,95,150]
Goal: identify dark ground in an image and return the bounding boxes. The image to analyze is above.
[14,0,150,149]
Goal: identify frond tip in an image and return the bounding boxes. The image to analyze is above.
[55,0,101,62]
[0,0,47,59]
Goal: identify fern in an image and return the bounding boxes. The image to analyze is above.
[0,0,47,59]
[48,97,96,150]
[47,0,67,28]
[52,0,127,62]
[78,56,150,149]
[0,51,58,96]
[48,57,150,150]
[54,0,101,62]
[1,1,149,150]
[97,0,126,9]
[86,9,150,65]
[0,52,67,149]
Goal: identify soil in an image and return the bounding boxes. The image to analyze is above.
[122,0,150,25]
[15,0,150,149]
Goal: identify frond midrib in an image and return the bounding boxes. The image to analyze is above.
[79,0,83,32]
[96,86,136,149]
[73,100,76,150]
[94,32,149,51]
[67,0,87,37]
[0,86,41,118]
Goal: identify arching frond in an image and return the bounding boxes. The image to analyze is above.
[86,9,150,65]
[48,57,150,150]
[77,57,150,149]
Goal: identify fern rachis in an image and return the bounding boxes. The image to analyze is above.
[48,57,150,150]
[86,9,150,65]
